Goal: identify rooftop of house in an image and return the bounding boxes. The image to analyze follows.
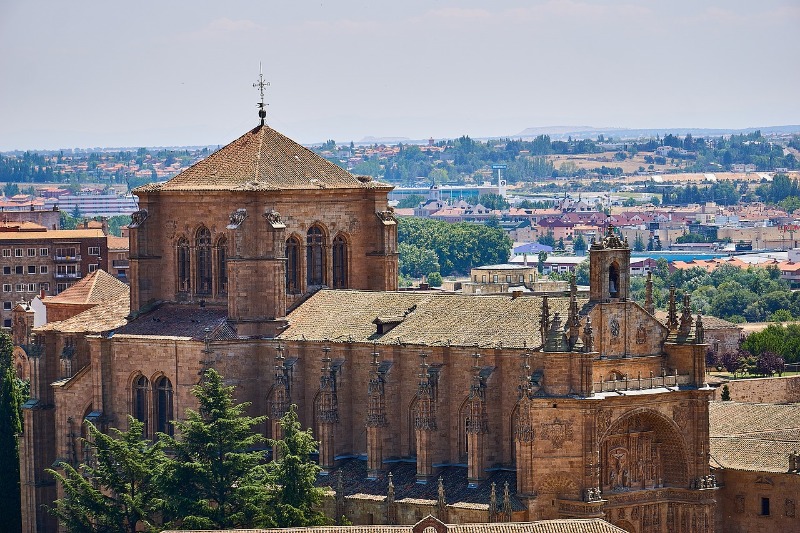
[709,401,800,473]
[135,124,392,193]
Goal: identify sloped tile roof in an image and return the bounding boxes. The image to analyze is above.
[106,235,129,250]
[279,290,575,349]
[45,269,129,305]
[709,401,800,473]
[0,228,105,241]
[135,125,391,193]
[114,303,236,340]
[36,288,130,333]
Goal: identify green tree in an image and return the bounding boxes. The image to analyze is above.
[0,332,23,532]
[398,243,440,279]
[537,230,555,247]
[477,193,509,210]
[573,234,587,255]
[71,204,82,219]
[48,417,167,533]
[264,405,326,527]
[537,251,548,274]
[427,271,443,287]
[161,369,270,529]
[633,233,645,252]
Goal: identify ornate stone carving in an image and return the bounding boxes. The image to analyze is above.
[227,208,247,229]
[672,404,688,430]
[610,318,620,338]
[263,209,285,228]
[164,220,177,239]
[129,209,148,228]
[597,408,612,433]
[635,323,646,344]
[540,418,574,449]
[376,208,397,224]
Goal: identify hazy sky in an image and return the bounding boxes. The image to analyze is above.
[1,0,798,151]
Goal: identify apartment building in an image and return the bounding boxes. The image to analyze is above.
[0,223,108,327]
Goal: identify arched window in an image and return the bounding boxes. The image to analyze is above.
[609,261,620,298]
[133,375,149,436]
[177,238,190,292]
[286,236,300,293]
[216,236,228,295]
[196,227,212,295]
[306,226,325,286]
[154,376,174,436]
[332,234,348,289]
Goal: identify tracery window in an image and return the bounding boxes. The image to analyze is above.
[306,226,325,286]
[177,238,190,292]
[332,234,348,289]
[216,236,228,295]
[133,375,149,436]
[286,236,300,293]
[154,376,173,436]
[196,227,212,295]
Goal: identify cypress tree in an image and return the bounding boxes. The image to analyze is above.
[0,331,23,533]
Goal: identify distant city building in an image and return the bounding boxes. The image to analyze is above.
[45,193,139,217]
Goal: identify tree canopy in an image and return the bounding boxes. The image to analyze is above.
[398,217,512,276]
[0,332,23,532]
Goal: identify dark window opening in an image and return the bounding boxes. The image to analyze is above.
[155,376,173,436]
[761,497,770,516]
[196,227,212,295]
[177,238,190,292]
[217,236,228,295]
[133,375,149,437]
[307,226,325,286]
[286,237,300,293]
[332,234,348,289]
[609,262,620,298]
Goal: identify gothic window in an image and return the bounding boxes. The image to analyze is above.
[154,376,174,436]
[177,238,190,292]
[332,234,348,289]
[306,226,325,286]
[609,261,620,298]
[216,236,228,295]
[286,236,300,294]
[196,227,212,295]
[133,375,149,436]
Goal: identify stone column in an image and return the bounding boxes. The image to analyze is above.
[270,344,290,460]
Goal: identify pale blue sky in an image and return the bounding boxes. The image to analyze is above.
[1,0,798,150]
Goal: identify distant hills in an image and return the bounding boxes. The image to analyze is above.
[513,125,800,140]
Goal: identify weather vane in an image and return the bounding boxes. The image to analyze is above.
[253,62,270,126]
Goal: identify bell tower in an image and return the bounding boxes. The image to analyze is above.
[589,224,630,302]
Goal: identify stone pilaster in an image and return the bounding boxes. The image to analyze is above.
[515,351,536,496]
[317,346,338,472]
[467,349,488,485]
[366,344,387,478]
[645,271,655,315]
[415,352,436,483]
[270,344,291,459]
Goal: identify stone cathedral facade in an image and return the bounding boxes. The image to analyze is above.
[15,122,716,533]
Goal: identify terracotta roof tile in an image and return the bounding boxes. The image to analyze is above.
[279,290,575,349]
[136,125,392,193]
[45,270,129,305]
[0,228,105,241]
[37,289,130,333]
[106,235,129,250]
[709,401,800,473]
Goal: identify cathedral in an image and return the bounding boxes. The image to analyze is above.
[14,114,716,533]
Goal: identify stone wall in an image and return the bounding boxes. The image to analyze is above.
[710,375,800,403]
[713,469,800,533]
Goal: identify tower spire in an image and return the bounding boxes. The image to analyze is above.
[253,62,270,126]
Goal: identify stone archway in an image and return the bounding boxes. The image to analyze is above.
[614,519,636,532]
[599,408,688,492]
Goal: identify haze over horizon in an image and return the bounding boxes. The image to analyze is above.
[1,0,798,151]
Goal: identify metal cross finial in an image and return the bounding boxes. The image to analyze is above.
[253,62,270,126]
